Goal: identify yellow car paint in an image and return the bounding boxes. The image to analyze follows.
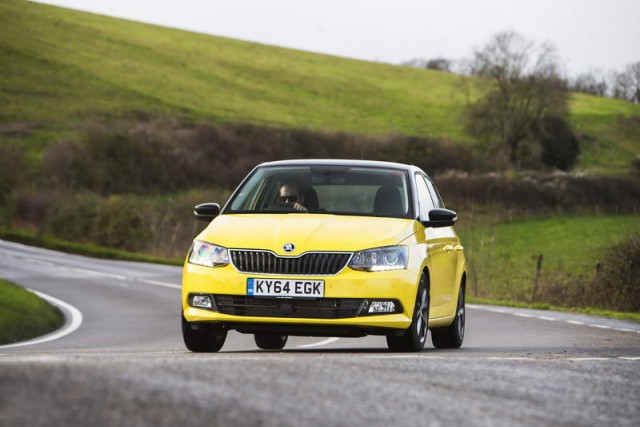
[182,215,465,328]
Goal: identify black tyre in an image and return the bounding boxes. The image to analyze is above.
[386,273,429,352]
[431,283,465,349]
[182,315,227,352]
[254,333,288,350]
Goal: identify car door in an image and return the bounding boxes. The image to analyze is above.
[415,174,459,318]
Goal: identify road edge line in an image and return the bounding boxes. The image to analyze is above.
[296,337,340,348]
[0,289,83,349]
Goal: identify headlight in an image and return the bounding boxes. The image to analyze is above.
[188,240,229,267]
[348,246,408,272]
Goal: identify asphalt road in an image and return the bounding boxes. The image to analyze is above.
[1,239,639,427]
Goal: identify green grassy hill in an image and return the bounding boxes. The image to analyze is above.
[1,0,639,170]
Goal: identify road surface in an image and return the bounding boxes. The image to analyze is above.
[1,239,639,426]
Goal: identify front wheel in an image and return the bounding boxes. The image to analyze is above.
[182,315,227,352]
[431,283,465,349]
[386,273,429,352]
[254,333,288,350]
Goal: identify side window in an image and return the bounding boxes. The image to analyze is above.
[415,174,435,220]
[425,178,444,209]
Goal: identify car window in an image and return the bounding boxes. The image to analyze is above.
[415,174,435,220]
[424,178,444,209]
[227,165,412,218]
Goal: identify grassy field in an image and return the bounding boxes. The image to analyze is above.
[0,278,64,344]
[1,0,639,170]
[460,215,640,303]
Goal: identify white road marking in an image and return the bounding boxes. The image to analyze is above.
[486,357,538,361]
[138,279,181,290]
[468,305,639,333]
[296,337,340,348]
[72,267,128,281]
[1,247,181,290]
[513,313,535,318]
[25,259,56,267]
[567,357,610,361]
[0,289,83,349]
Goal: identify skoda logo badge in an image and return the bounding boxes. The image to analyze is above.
[283,243,295,252]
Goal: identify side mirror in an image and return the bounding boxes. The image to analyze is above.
[421,208,457,228]
[194,203,220,222]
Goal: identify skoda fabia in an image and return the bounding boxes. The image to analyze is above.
[182,159,466,352]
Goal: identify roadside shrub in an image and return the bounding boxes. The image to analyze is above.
[0,141,28,205]
[10,188,231,257]
[588,234,640,312]
[632,155,640,174]
[532,116,580,171]
[381,136,487,175]
[435,171,640,215]
[92,196,151,250]
[44,120,188,194]
[44,192,101,242]
[9,190,58,228]
[42,118,487,194]
[534,273,592,307]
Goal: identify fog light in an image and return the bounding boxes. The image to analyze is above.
[368,301,396,313]
[191,295,213,309]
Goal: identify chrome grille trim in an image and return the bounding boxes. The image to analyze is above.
[229,250,352,276]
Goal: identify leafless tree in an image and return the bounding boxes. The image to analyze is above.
[612,61,640,103]
[464,32,570,166]
[571,70,608,97]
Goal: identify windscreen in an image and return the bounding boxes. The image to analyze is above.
[226,165,412,218]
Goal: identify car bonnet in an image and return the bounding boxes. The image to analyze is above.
[197,213,416,255]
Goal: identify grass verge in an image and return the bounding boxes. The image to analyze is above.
[0,228,182,266]
[0,278,65,344]
[460,215,640,303]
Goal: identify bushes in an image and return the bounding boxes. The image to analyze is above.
[43,120,192,194]
[9,189,230,257]
[589,234,640,312]
[435,171,640,214]
[381,135,487,174]
[41,118,486,194]
[0,141,28,204]
[45,193,149,251]
[532,116,580,171]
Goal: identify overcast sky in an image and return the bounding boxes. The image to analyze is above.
[34,0,640,77]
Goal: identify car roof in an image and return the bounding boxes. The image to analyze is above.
[258,159,425,174]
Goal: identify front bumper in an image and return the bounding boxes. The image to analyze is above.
[182,263,419,331]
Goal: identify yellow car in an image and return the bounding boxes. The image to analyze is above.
[182,160,466,352]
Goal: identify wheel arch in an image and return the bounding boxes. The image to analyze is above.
[421,266,431,296]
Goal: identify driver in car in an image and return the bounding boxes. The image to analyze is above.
[279,183,307,212]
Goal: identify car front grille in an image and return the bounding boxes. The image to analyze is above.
[213,295,363,319]
[230,250,351,275]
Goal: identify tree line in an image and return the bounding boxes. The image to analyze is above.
[405,35,640,104]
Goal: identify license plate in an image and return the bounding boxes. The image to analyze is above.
[247,278,324,298]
